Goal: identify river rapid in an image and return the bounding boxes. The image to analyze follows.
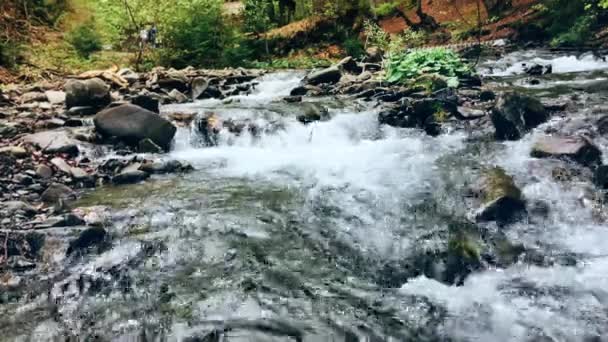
[2,49,608,341]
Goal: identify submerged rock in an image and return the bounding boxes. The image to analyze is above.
[531,136,602,167]
[66,227,107,256]
[139,160,193,174]
[474,167,526,224]
[296,103,329,124]
[524,63,552,76]
[138,138,163,153]
[112,170,150,184]
[94,104,176,151]
[491,92,549,140]
[64,78,111,109]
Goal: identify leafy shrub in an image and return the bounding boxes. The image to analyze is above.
[385,48,471,87]
[541,0,608,47]
[373,2,399,17]
[343,37,365,58]
[363,19,390,50]
[67,22,102,58]
[0,40,23,69]
[158,0,230,68]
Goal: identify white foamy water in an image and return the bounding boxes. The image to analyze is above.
[480,50,608,76]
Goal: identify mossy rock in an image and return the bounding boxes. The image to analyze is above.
[475,167,526,224]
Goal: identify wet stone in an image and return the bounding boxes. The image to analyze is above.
[531,136,602,167]
[36,164,53,179]
[112,170,150,185]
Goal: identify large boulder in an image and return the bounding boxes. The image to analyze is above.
[305,66,342,85]
[491,93,549,140]
[94,104,177,151]
[64,78,111,109]
[531,136,602,167]
[474,168,526,224]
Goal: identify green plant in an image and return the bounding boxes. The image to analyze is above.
[373,2,399,17]
[0,40,23,69]
[363,19,390,50]
[385,48,471,87]
[343,37,365,58]
[67,22,102,58]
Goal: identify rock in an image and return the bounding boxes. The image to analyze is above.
[118,68,139,83]
[0,146,28,158]
[64,118,84,127]
[594,165,608,189]
[112,170,150,184]
[4,201,37,216]
[94,104,177,151]
[66,227,107,256]
[290,86,308,96]
[64,78,111,109]
[36,164,53,179]
[131,94,160,113]
[597,115,608,136]
[20,91,47,103]
[305,66,342,86]
[336,56,362,74]
[45,90,66,105]
[479,90,496,102]
[43,118,66,129]
[531,136,602,167]
[168,89,188,103]
[138,138,163,153]
[157,72,189,92]
[365,46,383,63]
[0,122,18,138]
[139,160,193,174]
[474,168,526,224]
[38,213,85,228]
[22,130,80,155]
[362,63,382,72]
[456,107,486,120]
[296,103,329,124]
[283,96,302,103]
[13,174,33,185]
[491,92,549,140]
[66,106,97,116]
[411,74,449,93]
[168,112,196,125]
[191,77,209,100]
[524,63,552,76]
[40,183,76,206]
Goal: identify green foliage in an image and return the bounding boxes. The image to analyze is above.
[373,2,399,17]
[157,0,231,68]
[363,19,390,51]
[243,0,275,34]
[0,41,23,69]
[343,37,365,58]
[386,48,471,87]
[66,22,102,58]
[542,0,608,47]
[251,55,332,69]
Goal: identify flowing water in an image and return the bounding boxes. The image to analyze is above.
[2,50,608,341]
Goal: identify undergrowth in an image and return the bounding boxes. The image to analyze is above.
[386,47,471,87]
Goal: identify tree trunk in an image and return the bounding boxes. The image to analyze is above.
[415,0,439,30]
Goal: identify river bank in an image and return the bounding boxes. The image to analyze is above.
[1,46,608,340]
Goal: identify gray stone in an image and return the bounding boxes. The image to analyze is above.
[66,226,107,256]
[491,92,549,140]
[20,91,47,103]
[138,138,163,153]
[336,56,362,74]
[41,183,76,206]
[66,106,97,116]
[305,66,342,85]
[168,89,188,103]
[191,77,209,100]
[36,165,53,179]
[64,78,111,109]
[45,90,66,105]
[0,146,28,158]
[94,104,176,150]
[139,160,193,174]
[457,107,486,120]
[131,94,160,113]
[4,201,37,215]
[112,170,150,184]
[531,136,602,167]
[365,46,383,63]
[22,130,80,155]
[474,168,526,224]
